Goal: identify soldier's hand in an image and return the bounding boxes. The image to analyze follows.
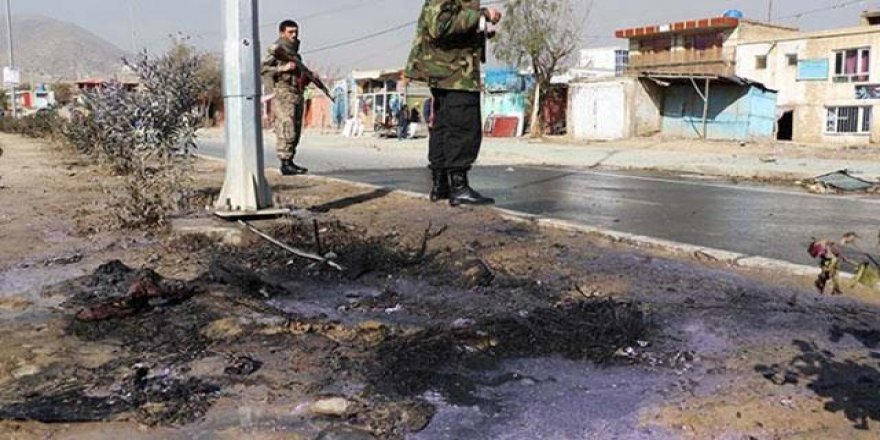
[484,8,502,24]
[279,61,297,72]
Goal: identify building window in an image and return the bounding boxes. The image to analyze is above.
[684,32,724,50]
[786,54,798,66]
[614,49,629,76]
[756,55,768,70]
[638,36,672,53]
[826,106,872,134]
[833,48,870,82]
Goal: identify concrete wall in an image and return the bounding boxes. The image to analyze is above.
[737,26,880,143]
[568,77,662,140]
[634,79,664,136]
[733,21,801,44]
[574,47,625,78]
[569,79,629,140]
[660,83,777,141]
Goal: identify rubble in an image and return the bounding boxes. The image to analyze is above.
[800,169,878,193]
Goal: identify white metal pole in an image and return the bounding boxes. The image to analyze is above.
[128,0,138,53]
[5,0,15,118]
[214,0,274,213]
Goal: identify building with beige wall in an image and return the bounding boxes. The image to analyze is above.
[617,16,798,77]
[575,14,790,143]
[737,12,880,144]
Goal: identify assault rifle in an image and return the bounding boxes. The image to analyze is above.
[274,40,335,102]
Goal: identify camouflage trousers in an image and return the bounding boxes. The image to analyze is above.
[816,256,842,295]
[272,88,304,161]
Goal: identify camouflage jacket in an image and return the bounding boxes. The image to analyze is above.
[261,37,303,93]
[405,0,483,92]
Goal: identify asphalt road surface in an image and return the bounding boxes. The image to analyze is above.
[199,137,880,266]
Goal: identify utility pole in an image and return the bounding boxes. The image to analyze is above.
[128,0,138,53]
[768,0,774,22]
[214,0,279,216]
[5,0,15,118]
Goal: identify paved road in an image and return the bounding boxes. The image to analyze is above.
[199,136,880,266]
[199,135,431,172]
[324,166,880,266]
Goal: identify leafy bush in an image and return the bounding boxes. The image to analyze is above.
[62,44,209,229]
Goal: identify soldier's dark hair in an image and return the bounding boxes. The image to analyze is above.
[279,20,299,32]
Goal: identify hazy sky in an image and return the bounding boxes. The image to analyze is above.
[8,0,880,71]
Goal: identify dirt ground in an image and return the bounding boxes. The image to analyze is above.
[2,133,880,439]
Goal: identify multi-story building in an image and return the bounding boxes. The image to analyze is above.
[737,11,880,144]
[616,15,799,76]
[567,13,794,142]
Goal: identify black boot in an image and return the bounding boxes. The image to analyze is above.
[430,168,450,202]
[448,169,494,206]
[280,160,307,176]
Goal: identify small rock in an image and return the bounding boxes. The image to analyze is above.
[357,320,386,331]
[384,304,403,314]
[519,378,537,386]
[451,318,475,328]
[310,397,353,417]
[202,318,244,340]
[140,402,168,418]
[12,364,40,379]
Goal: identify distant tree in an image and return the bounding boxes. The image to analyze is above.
[166,34,222,126]
[196,52,222,126]
[51,82,75,106]
[493,0,588,136]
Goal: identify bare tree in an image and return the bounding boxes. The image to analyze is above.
[51,82,75,106]
[493,0,588,136]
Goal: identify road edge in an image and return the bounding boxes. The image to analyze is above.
[299,173,825,280]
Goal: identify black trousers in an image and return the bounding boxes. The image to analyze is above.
[428,88,482,171]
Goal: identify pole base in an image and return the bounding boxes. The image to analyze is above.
[214,207,291,221]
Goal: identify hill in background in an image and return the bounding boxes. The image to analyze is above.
[0,15,130,84]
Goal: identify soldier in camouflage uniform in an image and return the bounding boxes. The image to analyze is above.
[405,0,502,206]
[262,20,308,176]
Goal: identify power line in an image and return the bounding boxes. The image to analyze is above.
[147,0,512,55]
[777,0,871,21]
[140,0,388,50]
[301,0,511,55]
[302,20,415,55]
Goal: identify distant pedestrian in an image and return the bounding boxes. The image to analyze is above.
[410,106,421,123]
[422,98,432,129]
[397,104,409,140]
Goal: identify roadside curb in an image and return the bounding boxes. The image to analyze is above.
[492,208,820,277]
[298,174,824,279]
